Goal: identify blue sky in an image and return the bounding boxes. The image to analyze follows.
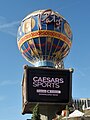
[0,0,90,120]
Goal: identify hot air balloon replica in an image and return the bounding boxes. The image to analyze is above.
[17,9,73,119]
[17,9,72,68]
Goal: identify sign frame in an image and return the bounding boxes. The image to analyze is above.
[22,65,73,114]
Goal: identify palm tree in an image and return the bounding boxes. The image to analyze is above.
[31,103,41,120]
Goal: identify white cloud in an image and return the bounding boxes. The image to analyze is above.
[0,16,20,37]
[0,21,20,29]
[0,80,19,86]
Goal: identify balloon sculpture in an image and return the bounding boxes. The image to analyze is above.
[17,9,72,68]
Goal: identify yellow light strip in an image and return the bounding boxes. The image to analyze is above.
[18,30,72,49]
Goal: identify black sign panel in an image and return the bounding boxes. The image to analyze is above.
[24,66,72,104]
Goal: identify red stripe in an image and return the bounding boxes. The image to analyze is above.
[22,47,30,54]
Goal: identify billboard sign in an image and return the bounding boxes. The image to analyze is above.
[22,66,73,105]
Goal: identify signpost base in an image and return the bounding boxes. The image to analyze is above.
[40,105,61,120]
